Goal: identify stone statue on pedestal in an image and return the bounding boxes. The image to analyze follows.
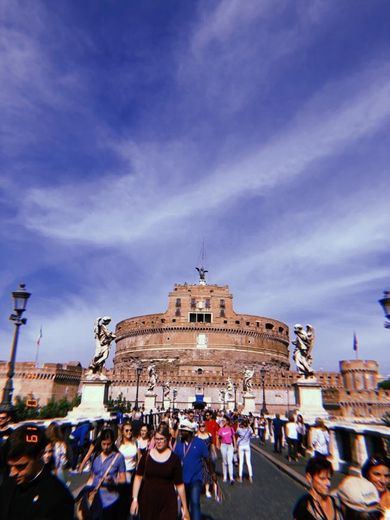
[163,381,170,400]
[226,377,234,400]
[219,389,226,405]
[89,317,116,375]
[243,367,254,394]
[147,364,157,393]
[292,324,315,378]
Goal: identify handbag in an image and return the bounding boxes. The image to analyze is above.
[75,453,120,520]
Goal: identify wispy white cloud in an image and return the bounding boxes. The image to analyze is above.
[18,62,390,247]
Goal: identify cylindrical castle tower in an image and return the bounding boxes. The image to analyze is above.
[112,279,291,407]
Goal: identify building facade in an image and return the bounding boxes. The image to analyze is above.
[0,361,82,406]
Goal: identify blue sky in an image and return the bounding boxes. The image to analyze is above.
[1,0,390,375]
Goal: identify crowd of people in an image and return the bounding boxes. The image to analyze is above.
[0,407,388,519]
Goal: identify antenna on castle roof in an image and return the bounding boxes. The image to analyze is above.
[196,240,208,285]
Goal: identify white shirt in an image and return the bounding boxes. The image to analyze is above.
[285,422,298,440]
[311,428,330,455]
[119,443,137,472]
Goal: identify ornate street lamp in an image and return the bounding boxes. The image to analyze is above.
[135,365,142,410]
[260,362,268,415]
[0,283,31,413]
[379,290,390,329]
[233,382,237,411]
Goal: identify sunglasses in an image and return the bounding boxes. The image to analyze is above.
[124,429,132,433]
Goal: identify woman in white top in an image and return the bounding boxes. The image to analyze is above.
[46,422,68,483]
[311,418,330,458]
[285,414,298,462]
[236,418,253,483]
[118,421,138,483]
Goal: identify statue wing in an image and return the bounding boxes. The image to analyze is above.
[306,324,315,355]
[94,317,102,336]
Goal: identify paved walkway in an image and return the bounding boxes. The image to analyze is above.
[253,439,345,488]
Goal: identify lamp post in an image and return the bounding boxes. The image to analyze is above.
[0,283,31,413]
[260,362,268,415]
[233,382,237,411]
[135,365,142,410]
[379,290,390,329]
[161,384,165,411]
[172,388,177,409]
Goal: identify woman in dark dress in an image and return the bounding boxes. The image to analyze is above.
[130,423,190,520]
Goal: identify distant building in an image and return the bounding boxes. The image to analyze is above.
[322,360,390,419]
[0,361,82,406]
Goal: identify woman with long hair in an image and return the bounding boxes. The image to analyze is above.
[236,418,253,483]
[46,422,68,483]
[196,421,217,498]
[217,416,237,484]
[86,428,126,520]
[130,423,190,520]
[136,423,150,460]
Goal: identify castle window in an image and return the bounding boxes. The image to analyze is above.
[235,320,240,325]
[175,308,181,317]
[220,299,225,308]
[191,298,196,309]
[189,312,212,323]
[265,323,274,330]
[246,321,250,326]
[279,327,284,333]
[172,319,176,323]
[224,320,228,324]
[220,309,225,317]
[256,322,260,327]
[176,298,181,307]
[205,298,210,309]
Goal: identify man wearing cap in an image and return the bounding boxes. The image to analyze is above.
[174,419,216,520]
[337,476,383,519]
[0,423,74,520]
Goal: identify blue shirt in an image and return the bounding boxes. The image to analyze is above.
[91,451,126,508]
[174,437,208,484]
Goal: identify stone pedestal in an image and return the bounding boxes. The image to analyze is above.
[294,378,328,423]
[226,399,235,411]
[243,394,255,415]
[144,394,157,412]
[67,375,111,421]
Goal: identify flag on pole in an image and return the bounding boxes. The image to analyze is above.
[353,332,358,358]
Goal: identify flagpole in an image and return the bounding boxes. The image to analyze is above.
[35,326,42,367]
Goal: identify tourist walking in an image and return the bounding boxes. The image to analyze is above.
[217,416,237,484]
[311,418,330,458]
[337,475,382,519]
[285,414,298,462]
[117,422,137,519]
[272,413,284,454]
[196,421,217,498]
[86,428,126,520]
[236,418,253,482]
[258,415,267,445]
[293,456,343,520]
[174,419,215,520]
[136,423,150,460]
[361,454,390,515]
[131,423,190,520]
[296,414,307,457]
[0,423,74,520]
[46,422,68,483]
